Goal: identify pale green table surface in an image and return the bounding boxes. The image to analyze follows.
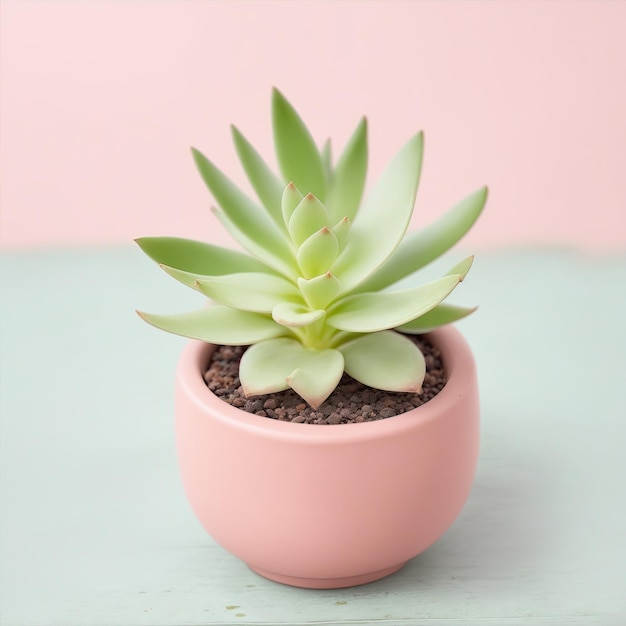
[1,247,625,626]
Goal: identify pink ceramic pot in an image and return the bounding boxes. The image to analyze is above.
[174,325,479,589]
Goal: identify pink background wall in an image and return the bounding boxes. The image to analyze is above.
[1,0,625,251]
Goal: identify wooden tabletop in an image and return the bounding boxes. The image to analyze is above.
[1,247,625,625]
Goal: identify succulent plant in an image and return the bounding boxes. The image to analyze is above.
[137,89,487,409]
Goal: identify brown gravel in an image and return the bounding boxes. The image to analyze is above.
[203,334,447,425]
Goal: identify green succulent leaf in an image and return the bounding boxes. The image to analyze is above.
[331,132,424,292]
[287,360,344,410]
[239,338,299,395]
[339,331,425,393]
[356,186,488,292]
[272,302,325,328]
[159,264,209,290]
[288,193,329,246]
[160,261,298,294]
[231,125,286,230]
[398,304,477,334]
[135,237,273,275]
[446,255,474,280]
[298,272,341,309]
[240,338,344,408]
[327,274,460,333]
[136,306,284,345]
[397,255,474,290]
[325,117,368,224]
[281,182,304,226]
[195,273,300,313]
[321,138,333,183]
[272,88,327,200]
[331,216,351,251]
[191,148,293,269]
[212,207,295,277]
[296,228,339,278]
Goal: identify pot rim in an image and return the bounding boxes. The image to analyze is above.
[175,325,475,445]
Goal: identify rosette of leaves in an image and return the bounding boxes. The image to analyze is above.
[137,89,487,409]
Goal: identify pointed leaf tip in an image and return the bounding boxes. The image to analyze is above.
[296,227,339,278]
[281,182,303,226]
[272,302,325,328]
[398,303,478,334]
[288,193,329,245]
[331,130,424,291]
[297,272,341,309]
[325,116,368,223]
[285,348,344,408]
[137,306,284,344]
[231,123,286,229]
[240,338,343,407]
[272,90,327,200]
[136,237,275,278]
[447,255,474,281]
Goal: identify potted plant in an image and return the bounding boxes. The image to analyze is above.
[136,89,487,589]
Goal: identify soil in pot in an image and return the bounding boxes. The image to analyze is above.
[203,334,447,425]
